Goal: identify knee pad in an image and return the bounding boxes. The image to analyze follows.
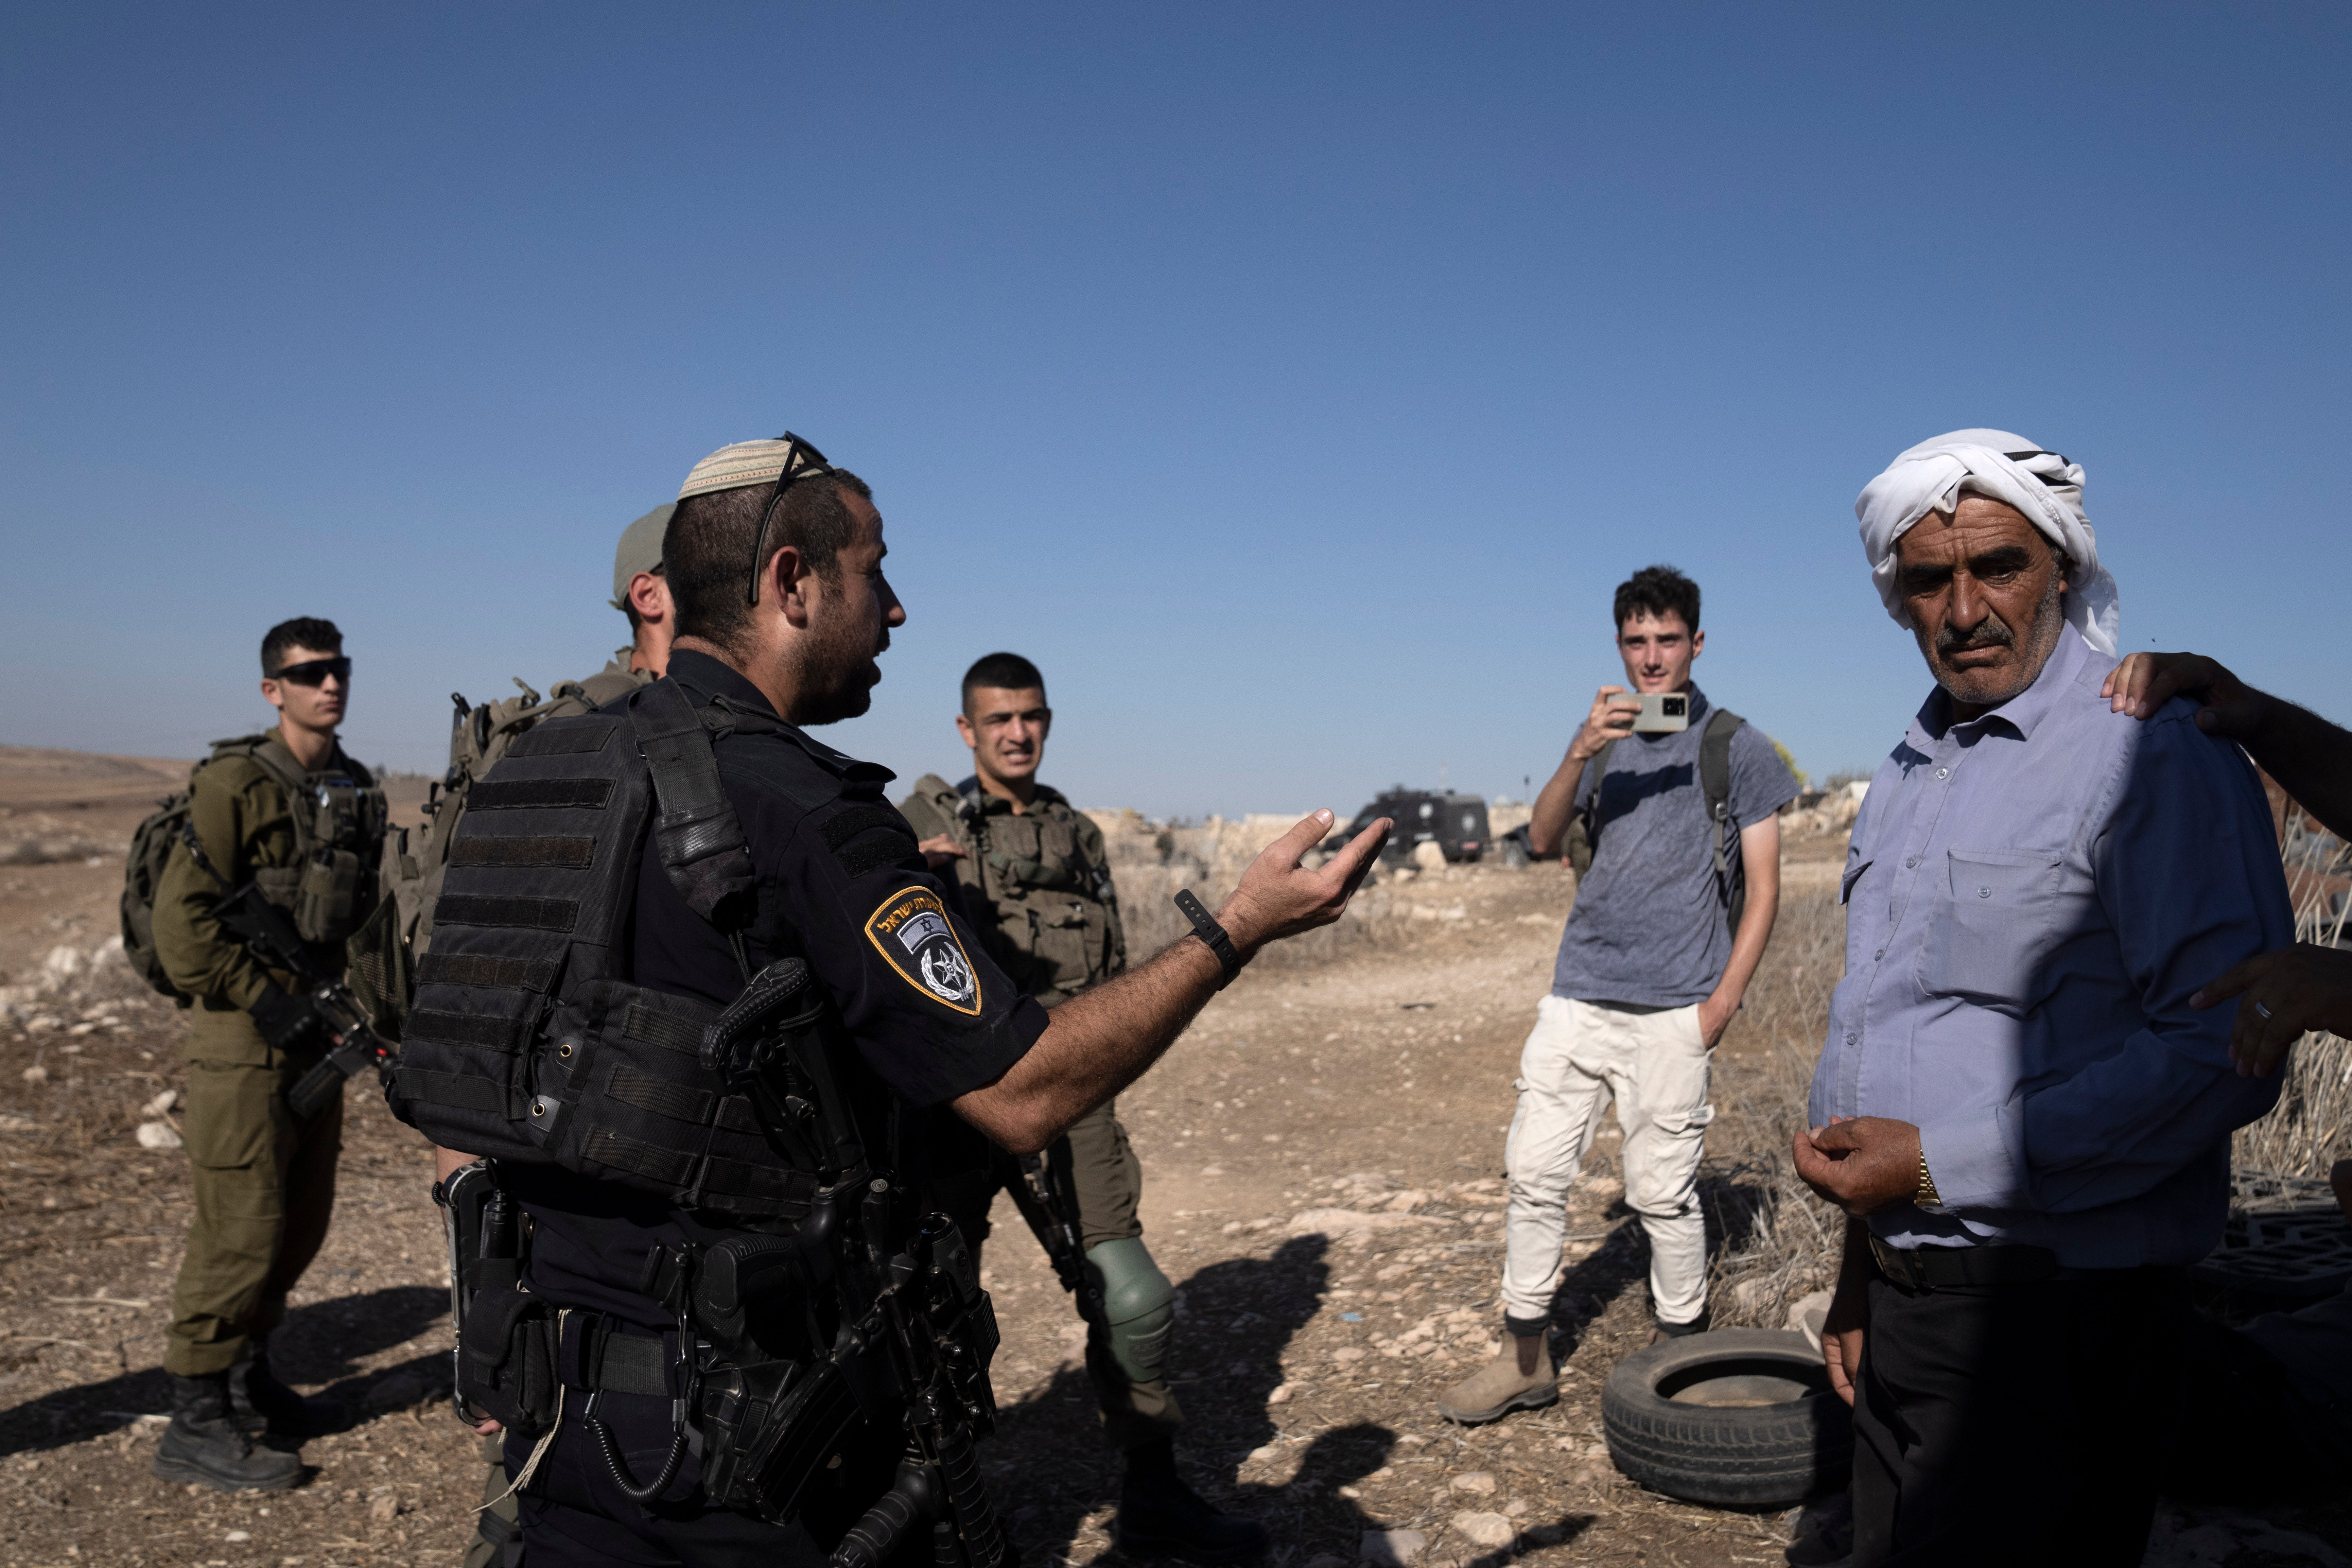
[1083,1237,1174,1386]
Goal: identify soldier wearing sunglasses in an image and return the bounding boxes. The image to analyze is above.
[148,616,386,1490]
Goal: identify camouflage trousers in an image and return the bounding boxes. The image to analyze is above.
[164,1054,343,1377]
[931,1099,1182,1452]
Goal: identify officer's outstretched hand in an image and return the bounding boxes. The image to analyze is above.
[1216,810,1391,957]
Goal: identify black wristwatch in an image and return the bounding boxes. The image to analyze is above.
[1173,889,1242,990]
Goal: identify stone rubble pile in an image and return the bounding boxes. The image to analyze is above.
[0,934,133,1023]
[1783,778,1869,837]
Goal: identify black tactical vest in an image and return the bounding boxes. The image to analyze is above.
[389,679,817,1220]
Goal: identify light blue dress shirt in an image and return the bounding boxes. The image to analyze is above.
[1809,626,2292,1267]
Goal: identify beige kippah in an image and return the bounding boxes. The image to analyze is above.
[677,435,831,501]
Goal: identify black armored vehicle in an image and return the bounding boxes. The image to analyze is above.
[1336,786,1492,865]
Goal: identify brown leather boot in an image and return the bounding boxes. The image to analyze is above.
[1435,1334,1557,1424]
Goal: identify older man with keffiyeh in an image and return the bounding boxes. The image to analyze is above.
[1789,430,2294,1567]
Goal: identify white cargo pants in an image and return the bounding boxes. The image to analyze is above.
[1500,994,1715,1329]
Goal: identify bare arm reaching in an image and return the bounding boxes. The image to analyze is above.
[2106,652,2352,1077]
[952,810,1390,1153]
[1528,687,1638,858]
[2105,652,2352,840]
[1698,813,1780,1046]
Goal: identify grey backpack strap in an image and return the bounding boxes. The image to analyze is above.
[1700,709,1744,925]
[1576,738,1619,827]
[1580,739,1617,805]
[627,678,757,931]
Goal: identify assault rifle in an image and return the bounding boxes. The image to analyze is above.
[173,821,399,1119]
[210,880,400,1119]
[646,957,1009,1568]
[999,1145,1106,1328]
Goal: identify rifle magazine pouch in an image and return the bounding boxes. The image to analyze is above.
[532,979,817,1220]
[341,893,411,1043]
[295,849,362,943]
[253,864,304,916]
[460,1289,558,1439]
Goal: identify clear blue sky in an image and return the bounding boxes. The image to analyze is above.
[5,5,2346,819]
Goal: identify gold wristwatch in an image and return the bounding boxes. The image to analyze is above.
[1914,1148,1942,1208]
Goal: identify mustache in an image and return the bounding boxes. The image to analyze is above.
[1935,616,2015,655]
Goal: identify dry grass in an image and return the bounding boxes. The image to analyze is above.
[1106,825,1410,972]
[2234,1032,2352,1179]
[2236,804,2351,1179]
[1700,886,1848,1329]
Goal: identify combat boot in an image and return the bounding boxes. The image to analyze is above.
[1435,1334,1557,1424]
[228,1337,351,1439]
[1114,1437,1271,1562]
[152,1372,305,1492]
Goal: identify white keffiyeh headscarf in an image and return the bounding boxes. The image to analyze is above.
[1855,428,2120,657]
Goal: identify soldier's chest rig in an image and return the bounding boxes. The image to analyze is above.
[397,680,1006,1565]
[231,737,387,946]
[950,784,1116,1003]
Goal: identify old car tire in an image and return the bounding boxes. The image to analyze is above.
[1601,1328,1851,1506]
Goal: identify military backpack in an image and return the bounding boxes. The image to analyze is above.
[361,679,611,1038]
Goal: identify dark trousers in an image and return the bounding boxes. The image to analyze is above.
[508,1391,831,1568]
[2165,1307,2352,1502]
[1852,1267,2187,1568]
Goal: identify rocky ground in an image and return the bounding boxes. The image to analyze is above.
[0,744,2345,1568]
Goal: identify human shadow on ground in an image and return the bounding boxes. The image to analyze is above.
[1541,1201,1648,1364]
[271,1283,447,1386]
[986,1234,1600,1562]
[1695,1168,1775,1292]
[0,1284,447,1458]
[984,1234,1333,1560]
[1539,1166,1775,1368]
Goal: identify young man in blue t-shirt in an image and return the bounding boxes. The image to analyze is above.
[1439,566,1798,1424]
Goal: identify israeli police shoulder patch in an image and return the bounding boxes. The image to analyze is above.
[863,886,983,1016]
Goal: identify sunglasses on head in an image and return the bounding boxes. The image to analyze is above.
[268,656,351,688]
[745,432,836,606]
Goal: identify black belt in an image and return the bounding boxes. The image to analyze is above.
[1869,1236,2066,1290]
[562,1313,674,1397]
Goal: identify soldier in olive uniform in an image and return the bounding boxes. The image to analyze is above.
[150,618,386,1490]
[900,652,1270,1562]
[460,505,673,1568]
[584,502,676,699]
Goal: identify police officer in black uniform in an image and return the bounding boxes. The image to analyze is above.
[421,436,1388,1567]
